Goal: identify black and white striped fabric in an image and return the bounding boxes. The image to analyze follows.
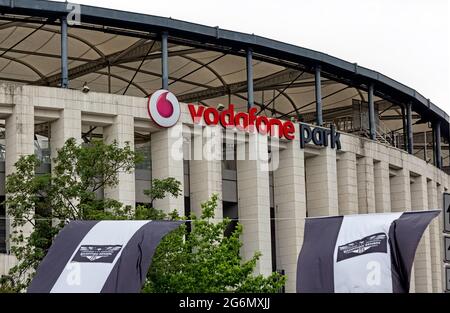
[296,211,439,293]
[28,220,182,293]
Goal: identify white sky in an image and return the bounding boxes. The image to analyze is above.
[56,0,450,114]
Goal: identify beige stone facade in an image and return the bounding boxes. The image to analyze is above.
[0,84,447,293]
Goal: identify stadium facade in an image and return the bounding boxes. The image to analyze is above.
[0,0,446,293]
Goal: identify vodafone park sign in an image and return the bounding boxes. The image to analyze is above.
[188,104,295,140]
[148,90,341,149]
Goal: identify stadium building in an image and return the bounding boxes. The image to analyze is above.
[0,0,447,292]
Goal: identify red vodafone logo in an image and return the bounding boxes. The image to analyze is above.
[188,104,296,140]
[148,90,181,128]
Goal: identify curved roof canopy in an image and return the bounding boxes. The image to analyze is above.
[0,0,447,136]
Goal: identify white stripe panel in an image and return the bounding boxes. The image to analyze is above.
[333,213,402,293]
[50,220,151,293]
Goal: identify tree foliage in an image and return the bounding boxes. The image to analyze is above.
[2,137,285,293]
[144,193,285,293]
[3,138,140,291]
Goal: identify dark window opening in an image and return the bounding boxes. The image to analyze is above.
[34,196,53,253]
[270,206,277,272]
[184,196,191,234]
[223,201,238,238]
[0,196,5,253]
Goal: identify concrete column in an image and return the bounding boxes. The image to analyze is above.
[189,125,222,219]
[50,105,82,162]
[374,161,391,213]
[356,156,376,214]
[336,152,358,215]
[410,175,432,292]
[389,167,415,292]
[103,115,135,208]
[305,148,338,217]
[436,184,445,292]
[390,168,411,212]
[150,124,185,215]
[427,180,442,292]
[410,263,416,293]
[236,133,272,276]
[5,101,34,175]
[0,254,17,276]
[273,124,306,292]
[5,96,34,250]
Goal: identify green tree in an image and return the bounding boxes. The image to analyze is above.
[3,137,285,293]
[144,193,286,293]
[135,177,182,220]
[3,138,141,291]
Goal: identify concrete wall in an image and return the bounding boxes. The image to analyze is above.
[0,84,447,293]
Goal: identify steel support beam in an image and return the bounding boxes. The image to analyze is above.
[256,71,304,116]
[161,31,169,90]
[60,15,68,88]
[107,63,111,93]
[368,83,376,140]
[177,68,305,103]
[401,106,407,151]
[314,65,323,126]
[434,120,442,169]
[246,48,254,109]
[406,102,413,154]
[380,114,420,121]
[0,3,447,139]
[35,39,169,86]
[278,86,349,118]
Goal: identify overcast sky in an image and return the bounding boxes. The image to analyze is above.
[56,0,450,114]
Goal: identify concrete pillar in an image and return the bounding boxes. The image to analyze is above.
[336,152,358,215]
[389,167,415,292]
[427,180,442,292]
[150,124,185,215]
[437,184,445,292]
[305,148,338,217]
[410,264,416,293]
[236,133,272,276]
[189,125,222,219]
[374,161,391,213]
[50,105,82,162]
[356,156,376,214]
[390,168,411,212]
[5,96,34,250]
[0,254,17,276]
[5,100,34,175]
[273,124,306,292]
[410,175,432,292]
[103,115,135,208]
